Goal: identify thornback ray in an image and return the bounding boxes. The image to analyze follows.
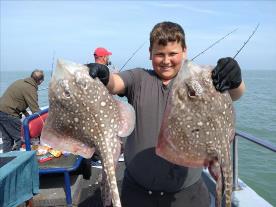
[40,59,135,207]
[156,60,235,207]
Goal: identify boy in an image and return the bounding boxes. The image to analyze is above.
[89,21,245,207]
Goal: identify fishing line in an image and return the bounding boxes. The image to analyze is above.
[38,50,55,92]
[39,25,257,93]
[191,28,238,61]
[38,42,146,91]
[120,29,238,71]
[119,42,146,72]
[50,50,55,77]
[233,23,259,59]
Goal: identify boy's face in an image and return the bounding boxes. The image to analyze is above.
[150,41,186,84]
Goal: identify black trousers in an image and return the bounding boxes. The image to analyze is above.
[121,175,210,207]
[0,112,22,152]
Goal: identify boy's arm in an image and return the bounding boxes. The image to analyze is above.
[229,80,245,101]
[107,73,126,95]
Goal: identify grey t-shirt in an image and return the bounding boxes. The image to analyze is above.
[118,68,202,193]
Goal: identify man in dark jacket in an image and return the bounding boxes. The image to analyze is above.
[0,69,44,152]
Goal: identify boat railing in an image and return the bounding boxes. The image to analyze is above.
[232,130,276,191]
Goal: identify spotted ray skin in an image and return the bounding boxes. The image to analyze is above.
[41,59,135,207]
[156,60,235,207]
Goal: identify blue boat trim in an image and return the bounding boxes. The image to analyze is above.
[22,108,84,206]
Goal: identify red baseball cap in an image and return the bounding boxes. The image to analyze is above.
[94,47,112,57]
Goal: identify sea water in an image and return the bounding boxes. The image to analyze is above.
[234,70,276,206]
[0,69,275,206]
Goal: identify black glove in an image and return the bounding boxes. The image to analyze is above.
[212,57,242,92]
[86,63,110,86]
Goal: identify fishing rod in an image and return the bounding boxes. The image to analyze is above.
[119,42,146,72]
[38,50,55,91]
[233,23,259,59]
[191,28,238,61]
[39,43,145,91]
[38,26,254,93]
[50,50,55,77]
[39,42,146,91]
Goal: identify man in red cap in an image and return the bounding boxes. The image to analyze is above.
[94,47,112,66]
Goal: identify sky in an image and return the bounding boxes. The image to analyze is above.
[1,0,276,72]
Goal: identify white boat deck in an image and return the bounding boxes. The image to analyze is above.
[202,169,273,207]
